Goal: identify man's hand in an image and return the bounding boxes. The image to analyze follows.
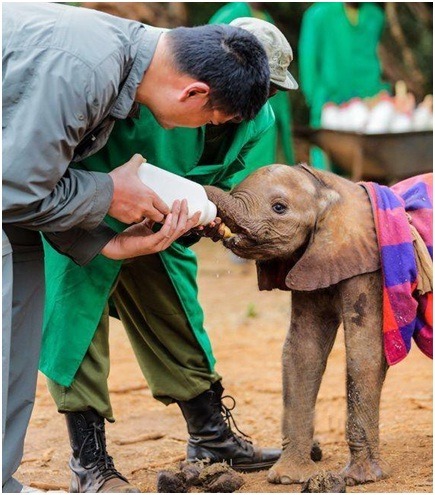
[101,200,200,260]
[108,154,170,224]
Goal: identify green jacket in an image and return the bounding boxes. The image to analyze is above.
[210,1,295,179]
[40,104,274,386]
[299,2,390,169]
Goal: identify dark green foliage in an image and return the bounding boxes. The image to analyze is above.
[382,2,433,98]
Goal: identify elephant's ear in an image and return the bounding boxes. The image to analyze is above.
[284,173,381,291]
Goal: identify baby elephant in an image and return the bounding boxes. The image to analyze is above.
[205,165,432,486]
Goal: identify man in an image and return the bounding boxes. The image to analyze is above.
[40,18,298,493]
[299,2,390,170]
[2,3,270,492]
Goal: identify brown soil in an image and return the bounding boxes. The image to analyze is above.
[18,241,433,493]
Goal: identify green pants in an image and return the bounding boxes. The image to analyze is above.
[48,254,221,422]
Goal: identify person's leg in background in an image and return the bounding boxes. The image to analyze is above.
[47,305,140,494]
[2,228,45,493]
[309,104,331,171]
[310,145,331,170]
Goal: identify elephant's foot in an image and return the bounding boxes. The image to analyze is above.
[340,458,389,486]
[268,458,318,485]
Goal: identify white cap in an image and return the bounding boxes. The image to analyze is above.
[230,17,298,91]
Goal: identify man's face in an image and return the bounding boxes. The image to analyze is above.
[136,77,239,129]
[154,106,237,130]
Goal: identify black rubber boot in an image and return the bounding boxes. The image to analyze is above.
[177,382,281,472]
[65,410,140,493]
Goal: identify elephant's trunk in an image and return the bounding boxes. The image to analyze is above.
[204,186,244,233]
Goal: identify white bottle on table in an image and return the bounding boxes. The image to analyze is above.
[321,103,341,130]
[365,95,396,134]
[345,98,370,132]
[412,95,433,131]
[137,162,217,226]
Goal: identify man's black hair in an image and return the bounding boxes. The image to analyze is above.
[166,24,270,121]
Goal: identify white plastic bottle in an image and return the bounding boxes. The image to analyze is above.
[412,95,433,131]
[321,103,340,130]
[345,98,370,132]
[389,111,413,133]
[137,162,217,226]
[365,95,396,134]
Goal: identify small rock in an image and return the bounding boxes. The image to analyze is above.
[301,470,346,493]
[157,468,188,493]
[198,462,244,493]
[180,460,209,485]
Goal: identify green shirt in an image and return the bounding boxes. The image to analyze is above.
[299,2,390,169]
[40,104,274,386]
[300,2,390,126]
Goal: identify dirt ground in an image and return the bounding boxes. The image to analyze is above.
[18,241,432,493]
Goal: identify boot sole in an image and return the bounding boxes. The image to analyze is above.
[230,460,275,472]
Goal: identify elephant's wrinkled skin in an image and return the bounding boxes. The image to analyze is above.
[205,164,390,486]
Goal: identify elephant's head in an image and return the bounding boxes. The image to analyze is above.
[205,164,380,291]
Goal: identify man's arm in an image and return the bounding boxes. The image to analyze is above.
[2,48,116,232]
[43,224,117,266]
[3,47,169,240]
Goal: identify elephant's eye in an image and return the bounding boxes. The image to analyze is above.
[272,203,287,214]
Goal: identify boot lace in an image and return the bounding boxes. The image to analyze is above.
[78,421,128,484]
[220,395,253,450]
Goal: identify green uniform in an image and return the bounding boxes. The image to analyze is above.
[41,104,274,418]
[210,1,295,183]
[299,2,390,170]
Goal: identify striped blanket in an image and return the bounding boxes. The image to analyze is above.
[361,174,433,365]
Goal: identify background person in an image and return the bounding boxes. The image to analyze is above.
[299,2,390,170]
[2,3,270,492]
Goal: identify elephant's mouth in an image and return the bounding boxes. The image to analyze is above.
[223,232,252,249]
[215,210,266,258]
[223,233,276,260]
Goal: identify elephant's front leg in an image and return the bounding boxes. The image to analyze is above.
[340,273,389,485]
[268,289,341,485]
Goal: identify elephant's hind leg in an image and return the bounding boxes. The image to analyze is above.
[340,272,389,485]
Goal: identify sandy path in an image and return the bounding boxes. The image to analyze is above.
[18,241,432,493]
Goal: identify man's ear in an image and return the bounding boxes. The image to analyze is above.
[179,82,210,102]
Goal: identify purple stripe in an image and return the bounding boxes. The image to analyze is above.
[398,319,417,353]
[396,181,433,211]
[381,243,417,286]
[375,185,403,210]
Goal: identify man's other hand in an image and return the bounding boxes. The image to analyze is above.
[101,200,200,260]
[108,154,170,224]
